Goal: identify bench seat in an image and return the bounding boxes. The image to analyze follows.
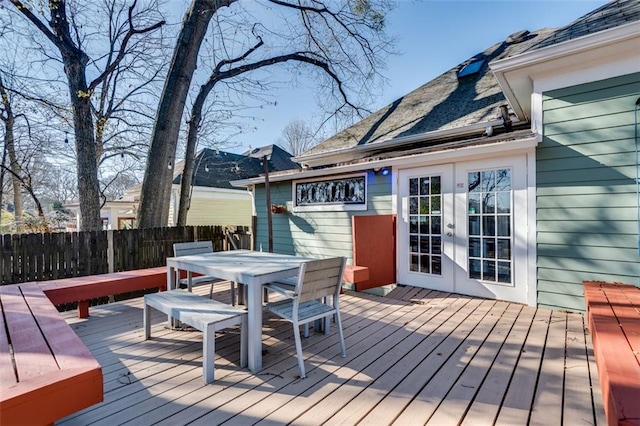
[143,290,247,384]
[583,281,640,426]
[38,267,167,318]
[0,283,102,426]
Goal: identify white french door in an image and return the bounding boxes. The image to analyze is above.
[397,155,530,304]
[397,165,455,292]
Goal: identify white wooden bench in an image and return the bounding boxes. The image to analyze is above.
[143,290,247,383]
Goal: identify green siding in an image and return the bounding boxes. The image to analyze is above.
[538,72,640,311]
[254,171,393,262]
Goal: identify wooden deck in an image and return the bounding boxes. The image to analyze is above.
[57,284,605,425]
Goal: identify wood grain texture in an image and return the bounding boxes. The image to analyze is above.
[52,285,604,426]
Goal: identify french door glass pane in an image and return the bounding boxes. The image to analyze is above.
[408,176,443,276]
[467,168,513,284]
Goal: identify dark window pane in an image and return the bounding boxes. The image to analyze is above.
[410,254,419,272]
[419,216,429,234]
[420,255,430,273]
[431,196,441,214]
[483,260,496,281]
[469,237,481,257]
[431,236,442,255]
[482,170,495,192]
[497,239,511,260]
[410,216,418,233]
[483,193,495,214]
[496,169,511,191]
[420,197,430,214]
[432,256,442,275]
[483,238,496,258]
[498,261,511,283]
[469,216,481,236]
[410,235,419,253]
[431,176,441,195]
[468,193,480,214]
[420,178,430,195]
[420,236,430,253]
[410,197,418,214]
[483,216,496,236]
[410,178,419,196]
[469,259,481,279]
[497,216,510,237]
[431,216,441,234]
[497,192,511,214]
[468,172,481,192]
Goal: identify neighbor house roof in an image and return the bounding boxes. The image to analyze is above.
[172,145,299,190]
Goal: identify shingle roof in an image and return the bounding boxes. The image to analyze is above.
[527,0,640,51]
[172,145,299,190]
[301,0,640,160]
[301,28,554,158]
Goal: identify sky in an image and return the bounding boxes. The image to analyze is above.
[209,0,610,154]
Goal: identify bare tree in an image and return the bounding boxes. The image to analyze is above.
[277,119,320,156]
[139,0,393,228]
[0,72,25,229]
[7,0,165,231]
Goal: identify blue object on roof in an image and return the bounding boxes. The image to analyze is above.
[458,59,485,78]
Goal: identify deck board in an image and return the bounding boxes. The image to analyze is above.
[56,284,604,425]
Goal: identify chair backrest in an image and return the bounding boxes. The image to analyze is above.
[173,241,214,257]
[296,257,346,304]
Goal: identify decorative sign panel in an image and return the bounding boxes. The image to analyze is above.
[295,175,366,206]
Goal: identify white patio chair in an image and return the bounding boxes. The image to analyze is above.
[173,241,237,305]
[265,256,347,378]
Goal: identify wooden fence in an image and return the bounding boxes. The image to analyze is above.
[0,225,252,285]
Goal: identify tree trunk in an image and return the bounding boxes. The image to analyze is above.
[46,1,102,231]
[64,60,102,231]
[175,115,198,227]
[4,114,24,231]
[176,77,215,226]
[138,0,233,228]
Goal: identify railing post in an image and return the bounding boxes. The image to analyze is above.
[107,230,114,274]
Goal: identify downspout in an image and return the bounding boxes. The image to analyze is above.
[263,155,273,253]
[635,97,640,261]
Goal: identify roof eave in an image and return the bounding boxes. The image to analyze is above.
[231,132,537,187]
[491,20,640,122]
[292,117,517,168]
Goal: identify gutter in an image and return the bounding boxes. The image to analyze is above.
[293,116,520,167]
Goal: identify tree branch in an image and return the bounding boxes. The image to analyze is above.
[88,1,165,91]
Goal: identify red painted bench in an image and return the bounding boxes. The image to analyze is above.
[583,281,640,426]
[38,266,167,318]
[0,283,103,426]
[343,265,369,288]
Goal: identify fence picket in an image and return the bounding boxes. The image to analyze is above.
[0,225,251,285]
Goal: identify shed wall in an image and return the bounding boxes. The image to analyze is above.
[254,171,393,263]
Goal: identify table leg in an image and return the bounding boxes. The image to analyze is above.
[167,266,176,328]
[247,283,263,372]
[237,283,245,305]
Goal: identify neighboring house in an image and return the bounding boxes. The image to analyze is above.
[67,144,299,230]
[232,0,640,311]
[169,145,299,227]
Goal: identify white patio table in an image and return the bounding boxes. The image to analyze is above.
[166,249,315,372]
